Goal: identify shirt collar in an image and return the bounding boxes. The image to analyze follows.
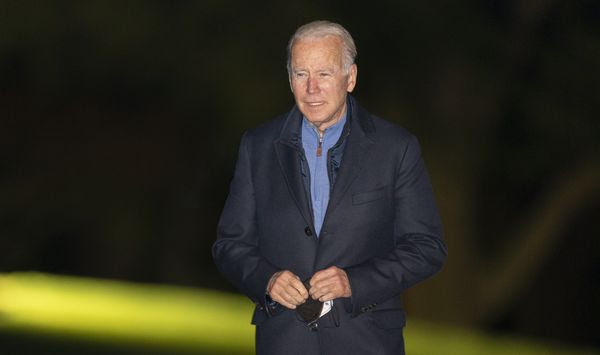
[302,112,347,139]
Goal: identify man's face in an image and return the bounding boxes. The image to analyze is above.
[289,36,357,131]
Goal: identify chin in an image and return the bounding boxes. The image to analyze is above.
[305,116,327,126]
[303,111,329,123]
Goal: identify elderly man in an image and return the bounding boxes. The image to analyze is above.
[213,20,447,355]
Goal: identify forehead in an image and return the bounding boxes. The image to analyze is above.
[291,35,344,68]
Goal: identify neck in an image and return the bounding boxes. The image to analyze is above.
[315,105,347,133]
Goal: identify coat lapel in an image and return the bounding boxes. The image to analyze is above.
[325,100,376,217]
[274,108,315,232]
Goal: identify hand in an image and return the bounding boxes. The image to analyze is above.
[309,266,352,302]
[266,270,309,309]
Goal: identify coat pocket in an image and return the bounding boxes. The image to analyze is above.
[352,186,388,205]
[369,309,406,329]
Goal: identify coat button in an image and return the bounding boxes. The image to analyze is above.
[304,227,313,236]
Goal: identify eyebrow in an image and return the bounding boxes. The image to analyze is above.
[292,67,335,74]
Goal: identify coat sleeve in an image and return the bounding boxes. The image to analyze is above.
[344,134,447,317]
[212,132,279,306]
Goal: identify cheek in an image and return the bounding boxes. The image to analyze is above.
[292,82,306,95]
[291,88,300,97]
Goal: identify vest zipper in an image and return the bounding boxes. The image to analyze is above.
[316,131,323,157]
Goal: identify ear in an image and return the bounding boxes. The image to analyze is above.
[346,64,357,92]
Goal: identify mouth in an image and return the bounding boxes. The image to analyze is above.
[305,101,325,107]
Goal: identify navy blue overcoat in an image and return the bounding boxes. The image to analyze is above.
[213,97,447,355]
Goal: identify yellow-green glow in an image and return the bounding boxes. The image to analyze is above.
[0,272,254,352]
[0,272,596,354]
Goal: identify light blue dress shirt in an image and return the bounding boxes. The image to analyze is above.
[301,114,347,237]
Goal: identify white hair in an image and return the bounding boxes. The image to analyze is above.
[286,20,357,75]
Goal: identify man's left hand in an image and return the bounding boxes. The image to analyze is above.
[308,266,352,302]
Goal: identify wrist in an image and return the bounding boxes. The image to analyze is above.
[266,271,281,295]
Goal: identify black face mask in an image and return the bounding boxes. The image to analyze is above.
[296,280,323,324]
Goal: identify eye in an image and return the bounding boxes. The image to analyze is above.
[319,72,331,77]
[294,72,307,78]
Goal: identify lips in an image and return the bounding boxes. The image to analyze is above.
[306,101,325,107]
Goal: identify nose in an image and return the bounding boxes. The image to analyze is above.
[307,76,319,94]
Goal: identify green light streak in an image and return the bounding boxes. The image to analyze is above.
[0,272,596,354]
[0,272,254,352]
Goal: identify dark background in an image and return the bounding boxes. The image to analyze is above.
[1,0,599,349]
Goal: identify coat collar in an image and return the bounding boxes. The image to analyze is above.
[276,96,375,148]
[273,96,376,232]
[273,105,312,230]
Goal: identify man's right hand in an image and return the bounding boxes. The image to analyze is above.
[266,270,309,309]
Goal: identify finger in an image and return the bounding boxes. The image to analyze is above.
[273,288,302,308]
[310,267,338,286]
[311,277,336,295]
[309,268,332,284]
[310,285,329,300]
[311,275,350,299]
[282,291,302,307]
[318,269,349,291]
[312,278,340,298]
[274,296,297,310]
[286,284,308,304]
[289,277,309,299]
[276,271,307,300]
[318,291,338,302]
[272,287,300,306]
